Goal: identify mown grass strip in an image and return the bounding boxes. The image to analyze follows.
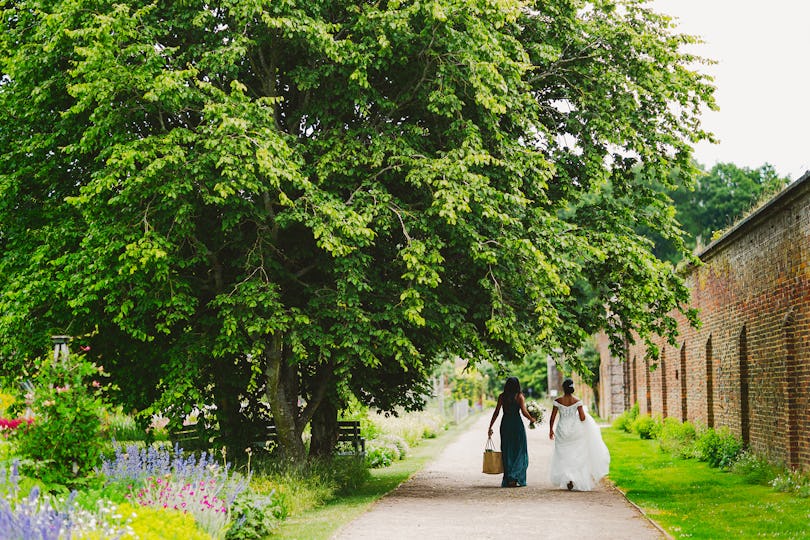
[604,428,810,539]
[276,413,480,539]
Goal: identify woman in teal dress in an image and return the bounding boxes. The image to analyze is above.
[488,377,537,487]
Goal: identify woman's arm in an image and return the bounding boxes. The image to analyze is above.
[517,393,536,423]
[577,404,586,422]
[488,394,503,436]
[548,404,558,440]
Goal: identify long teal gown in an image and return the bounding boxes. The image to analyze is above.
[499,399,528,487]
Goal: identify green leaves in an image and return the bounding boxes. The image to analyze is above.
[0,0,716,446]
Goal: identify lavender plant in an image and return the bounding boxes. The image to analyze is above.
[0,461,131,539]
[100,443,249,538]
[0,484,70,540]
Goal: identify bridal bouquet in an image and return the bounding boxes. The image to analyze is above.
[526,400,544,429]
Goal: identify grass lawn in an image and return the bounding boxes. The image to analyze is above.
[604,428,810,539]
[276,413,480,539]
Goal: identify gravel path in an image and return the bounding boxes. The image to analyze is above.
[332,411,664,539]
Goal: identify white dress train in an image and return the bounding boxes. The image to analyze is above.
[549,399,610,491]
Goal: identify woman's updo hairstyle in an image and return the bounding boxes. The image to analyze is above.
[562,378,575,395]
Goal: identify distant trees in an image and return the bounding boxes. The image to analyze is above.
[508,350,550,399]
[649,163,791,264]
[675,163,791,249]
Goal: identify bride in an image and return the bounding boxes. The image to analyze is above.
[548,378,610,491]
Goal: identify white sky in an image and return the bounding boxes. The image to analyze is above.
[650,0,810,180]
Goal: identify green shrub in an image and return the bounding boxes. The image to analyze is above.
[101,407,148,442]
[379,434,410,460]
[770,469,810,497]
[249,470,313,517]
[612,403,639,433]
[16,355,108,485]
[632,414,662,440]
[658,418,696,456]
[731,451,780,485]
[696,427,743,468]
[0,440,14,462]
[246,453,369,518]
[329,455,371,494]
[365,440,396,468]
[74,481,132,509]
[367,434,409,462]
[360,417,382,440]
[612,413,632,432]
[225,487,284,540]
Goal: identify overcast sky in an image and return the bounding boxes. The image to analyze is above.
[650,0,810,180]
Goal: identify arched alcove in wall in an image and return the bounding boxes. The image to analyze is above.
[739,326,750,446]
[645,356,652,414]
[661,347,668,417]
[680,342,688,421]
[631,355,638,405]
[706,335,714,428]
[784,311,799,467]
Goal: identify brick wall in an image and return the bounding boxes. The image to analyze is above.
[598,171,810,469]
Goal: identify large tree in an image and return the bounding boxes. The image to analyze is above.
[0,0,714,459]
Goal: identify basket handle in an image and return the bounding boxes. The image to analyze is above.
[485,436,497,452]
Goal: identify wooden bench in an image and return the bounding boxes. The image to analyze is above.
[169,424,214,451]
[337,420,366,456]
[171,420,365,456]
[259,420,365,455]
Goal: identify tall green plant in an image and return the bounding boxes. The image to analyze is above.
[611,403,639,433]
[696,427,743,469]
[16,354,109,485]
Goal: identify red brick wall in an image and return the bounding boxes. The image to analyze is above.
[598,172,810,469]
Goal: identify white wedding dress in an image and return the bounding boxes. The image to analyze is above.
[549,399,610,491]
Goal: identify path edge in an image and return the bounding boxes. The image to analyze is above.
[605,479,674,540]
[328,412,482,539]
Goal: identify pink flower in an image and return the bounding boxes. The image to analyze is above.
[80,345,91,352]
[91,381,101,388]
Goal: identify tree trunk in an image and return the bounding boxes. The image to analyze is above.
[309,398,338,458]
[263,334,306,461]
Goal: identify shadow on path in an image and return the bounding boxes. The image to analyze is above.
[332,410,663,539]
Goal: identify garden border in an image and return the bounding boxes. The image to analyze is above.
[606,480,674,540]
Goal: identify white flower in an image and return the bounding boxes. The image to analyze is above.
[526,400,544,429]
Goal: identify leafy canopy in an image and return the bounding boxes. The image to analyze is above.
[0,0,714,444]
